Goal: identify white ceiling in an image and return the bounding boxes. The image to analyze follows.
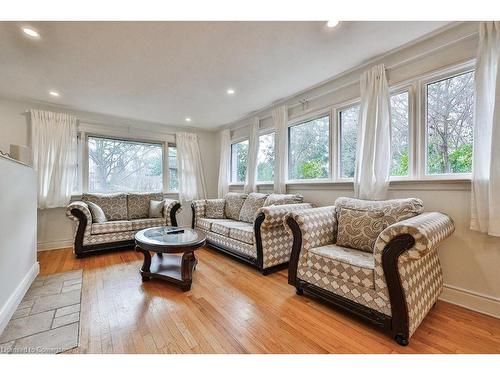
[0,21,452,129]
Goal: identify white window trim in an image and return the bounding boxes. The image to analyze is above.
[81,133,175,194]
[418,61,475,181]
[335,99,360,183]
[166,142,178,193]
[286,110,332,183]
[256,130,275,185]
[229,137,249,185]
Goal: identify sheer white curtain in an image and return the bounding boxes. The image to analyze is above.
[31,109,77,209]
[471,21,500,236]
[354,64,391,200]
[217,129,231,198]
[244,117,259,193]
[175,132,206,203]
[273,105,287,193]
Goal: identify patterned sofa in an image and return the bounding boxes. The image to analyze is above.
[285,197,455,346]
[192,192,313,274]
[66,193,181,257]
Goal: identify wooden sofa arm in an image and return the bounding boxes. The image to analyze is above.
[191,199,207,228]
[163,199,181,226]
[66,201,92,224]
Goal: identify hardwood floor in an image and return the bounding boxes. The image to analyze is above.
[37,247,500,354]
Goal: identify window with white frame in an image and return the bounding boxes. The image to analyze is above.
[230,139,249,183]
[168,144,178,191]
[339,105,360,179]
[425,70,475,175]
[390,91,410,177]
[288,115,329,180]
[257,132,275,182]
[87,136,163,193]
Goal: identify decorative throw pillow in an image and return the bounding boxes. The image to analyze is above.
[239,193,268,223]
[336,206,386,253]
[128,193,164,219]
[263,193,303,206]
[87,201,107,223]
[149,200,164,218]
[224,193,248,220]
[205,199,225,219]
[82,193,128,221]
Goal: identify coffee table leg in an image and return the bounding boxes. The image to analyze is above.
[135,245,151,281]
[180,251,196,291]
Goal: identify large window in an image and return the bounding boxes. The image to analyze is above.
[339,105,360,179]
[288,115,329,180]
[231,140,249,183]
[88,136,163,193]
[426,71,475,175]
[390,91,410,177]
[168,145,178,191]
[257,132,275,182]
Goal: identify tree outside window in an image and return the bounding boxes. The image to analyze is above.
[257,132,275,182]
[390,91,410,176]
[339,105,360,178]
[231,140,248,183]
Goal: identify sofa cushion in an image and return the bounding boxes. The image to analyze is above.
[128,193,164,219]
[224,193,248,220]
[229,225,254,245]
[87,201,107,223]
[211,220,249,237]
[334,197,424,226]
[307,244,375,289]
[336,207,385,253]
[131,218,165,231]
[196,218,231,232]
[149,200,164,218]
[82,193,128,221]
[91,220,132,235]
[206,199,225,219]
[239,193,268,223]
[263,194,303,206]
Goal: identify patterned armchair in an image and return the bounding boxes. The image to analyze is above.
[66,193,181,257]
[285,197,455,346]
[192,192,313,274]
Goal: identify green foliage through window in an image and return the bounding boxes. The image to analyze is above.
[231,140,249,183]
[288,116,329,180]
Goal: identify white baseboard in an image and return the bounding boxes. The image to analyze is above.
[0,262,39,335]
[440,284,500,318]
[37,239,73,252]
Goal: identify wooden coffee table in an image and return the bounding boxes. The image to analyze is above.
[135,226,206,291]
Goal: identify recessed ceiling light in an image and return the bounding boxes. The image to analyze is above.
[49,91,60,97]
[21,26,40,39]
[226,88,235,95]
[185,117,192,122]
[326,20,340,28]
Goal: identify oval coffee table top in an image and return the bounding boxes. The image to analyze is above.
[135,226,206,253]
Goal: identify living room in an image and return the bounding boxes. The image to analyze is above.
[1,0,499,371]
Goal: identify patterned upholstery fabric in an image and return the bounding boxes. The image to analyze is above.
[334,197,424,226]
[191,200,206,227]
[239,193,268,223]
[205,199,226,219]
[163,199,180,226]
[201,229,257,258]
[290,199,455,338]
[196,217,224,232]
[91,220,132,235]
[127,193,164,219]
[264,193,303,206]
[229,225,254,245]
[307,244,375,289]
[336,207,385,253]
[260,224,295,268]
[211,220,247,236]
[258,203,313,229]
[148,200,164,218]
[66,201,93,241]
[131,218,165,231]
[83,231,136,245]
[224,193,248,220]
[82,193,128,221]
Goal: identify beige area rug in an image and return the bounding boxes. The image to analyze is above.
[0,269,82,354]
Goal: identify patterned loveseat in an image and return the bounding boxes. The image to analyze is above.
[285,197,455,346]
[66,193,181,257]
[192,192,313,274]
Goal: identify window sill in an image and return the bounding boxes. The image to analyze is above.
[284,179,471,191]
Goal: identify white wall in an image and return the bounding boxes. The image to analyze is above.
[225,22,500,317]
[0,97,220,251]
[0,156,38,334]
